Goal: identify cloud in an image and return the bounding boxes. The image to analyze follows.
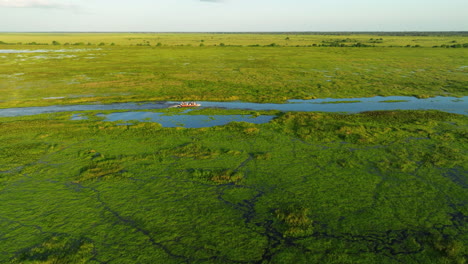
[0,0,73,8]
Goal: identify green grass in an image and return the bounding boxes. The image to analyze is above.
[0,110,466,263]
[0,33,467,108]
[0,32,467,47]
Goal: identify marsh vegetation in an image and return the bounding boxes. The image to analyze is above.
[0,33,467,108]
[0,110,466,263]
[0,33,467,263]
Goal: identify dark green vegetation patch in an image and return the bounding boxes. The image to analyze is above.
[0,110,466,263]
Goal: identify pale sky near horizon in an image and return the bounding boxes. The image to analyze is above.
[0,0,467,32]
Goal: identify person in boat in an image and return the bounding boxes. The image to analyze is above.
[179,101,199,107]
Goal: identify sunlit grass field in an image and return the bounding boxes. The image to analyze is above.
[1,32,467,47]
[0,33,467,107]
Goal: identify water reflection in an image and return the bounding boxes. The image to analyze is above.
[73,112,275,128]
[196,96,466,115]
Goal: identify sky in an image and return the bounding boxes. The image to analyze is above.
[0,0,467,32]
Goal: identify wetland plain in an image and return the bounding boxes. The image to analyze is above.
[0,33,467,263]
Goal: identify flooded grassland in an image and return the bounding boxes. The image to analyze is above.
[0,33,467,108]
[0,33,467,263]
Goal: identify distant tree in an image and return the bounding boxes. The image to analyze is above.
[98,42,105,46]
[110,43,115,46]
[219,43,225,46]
[285,37,290,40]
[156,42,162,47]
[52,40,60,45]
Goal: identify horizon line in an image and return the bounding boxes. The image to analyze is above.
[1,31,468,34]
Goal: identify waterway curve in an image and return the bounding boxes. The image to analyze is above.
[0,96,466,118]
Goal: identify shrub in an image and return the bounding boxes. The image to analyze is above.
[274,205,313,237]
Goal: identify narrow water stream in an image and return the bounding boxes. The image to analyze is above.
[1,96,466,117]
[1,96,466,128]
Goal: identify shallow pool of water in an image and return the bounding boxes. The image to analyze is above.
[73,112,275,128]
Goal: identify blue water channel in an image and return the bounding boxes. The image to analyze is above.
[1,96,466,128]
[72,112,275,128]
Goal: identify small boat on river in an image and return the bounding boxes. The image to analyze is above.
[178,102,201,107]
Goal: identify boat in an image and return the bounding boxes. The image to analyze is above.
[177,101,201,107]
